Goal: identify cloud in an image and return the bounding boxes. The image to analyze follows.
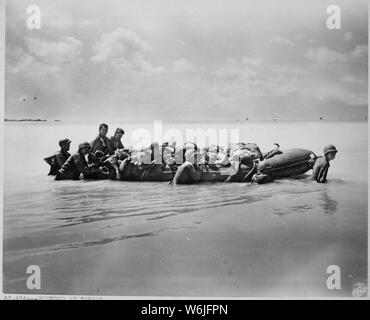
[306,46,346,64]
[214,57,261,81]
[344,32,353,41]
[172,58,195,72]
[6,46,61,77]
[241,57,262,66]
[6,46,35,74]
[306,44,367,66]
[27,37,83,64]
[267,83,299,96]
[340,75,364,84]
[6,36,83,79]
[91,28,151,62]
[136,60,166,75]
[272,36,295,46]
[271,64,307,76]
[91,28,164,75]
[350,44,368,59]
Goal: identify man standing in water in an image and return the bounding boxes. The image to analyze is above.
[171,149,202,184]
[91,123,112,155]
[55,139,72,167]
[55,142,108,180]
[43,138,72,175]
[312,144,338,183]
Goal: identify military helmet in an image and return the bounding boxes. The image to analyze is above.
[324,144,338,156]
[78,142,91,151]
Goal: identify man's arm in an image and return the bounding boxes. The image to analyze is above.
[74,155,91,176]
[55,153,66,168]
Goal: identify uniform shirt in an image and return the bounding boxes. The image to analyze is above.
[44,150,71,175]
[91,136,112,155]
[110,136,124,152]
[312,156,330,183]
[58,152,91,178]
[54,150,71,168]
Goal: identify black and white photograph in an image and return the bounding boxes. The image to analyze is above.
[1,0,368,300]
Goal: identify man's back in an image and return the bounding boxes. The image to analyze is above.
[312,156,329,182]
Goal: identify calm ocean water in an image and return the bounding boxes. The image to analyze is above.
[3,121,368,296]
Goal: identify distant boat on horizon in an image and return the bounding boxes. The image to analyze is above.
[4,118,47,122]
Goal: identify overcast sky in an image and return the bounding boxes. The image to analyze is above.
[5,0,368,120]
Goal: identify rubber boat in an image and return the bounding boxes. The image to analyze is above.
[257,148,316,179]
[121,148,316,182]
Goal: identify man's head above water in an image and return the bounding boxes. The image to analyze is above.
[99,123,108,137]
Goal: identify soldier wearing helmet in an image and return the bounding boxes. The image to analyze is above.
[55,142,108,180]
[312,144,338,183]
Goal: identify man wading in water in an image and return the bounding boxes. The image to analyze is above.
[55,142,108,180]
[43,138,72,176]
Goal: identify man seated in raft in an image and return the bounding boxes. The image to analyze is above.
[91,123,113,156]
[111,146,161,181]
[104,149,130,180]
[43,138,72,175]
[171,149,202,185]
[109,128,125,152]
[312,144,337,183]
[55,142,109,180]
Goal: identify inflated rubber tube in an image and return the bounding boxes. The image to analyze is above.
[257,148,316,178]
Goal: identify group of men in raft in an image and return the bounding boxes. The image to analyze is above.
[44,123,338,184]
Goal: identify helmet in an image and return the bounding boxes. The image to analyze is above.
[59,138,71,147]
[78,142,91,151]
[324,144,338,156]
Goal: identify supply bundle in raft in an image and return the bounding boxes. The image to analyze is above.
[116,148,316,182]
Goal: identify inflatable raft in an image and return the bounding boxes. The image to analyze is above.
[257,148,316,178]
[119,148,316,182]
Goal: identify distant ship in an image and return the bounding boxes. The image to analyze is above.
[5,118,47,122]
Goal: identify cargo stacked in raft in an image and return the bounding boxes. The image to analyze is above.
[120,148,316,183]
[45,140,317,184]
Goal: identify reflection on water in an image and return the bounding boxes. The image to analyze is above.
[45,177,320,229]
[321,189,338,215]
[4,174,336,256]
